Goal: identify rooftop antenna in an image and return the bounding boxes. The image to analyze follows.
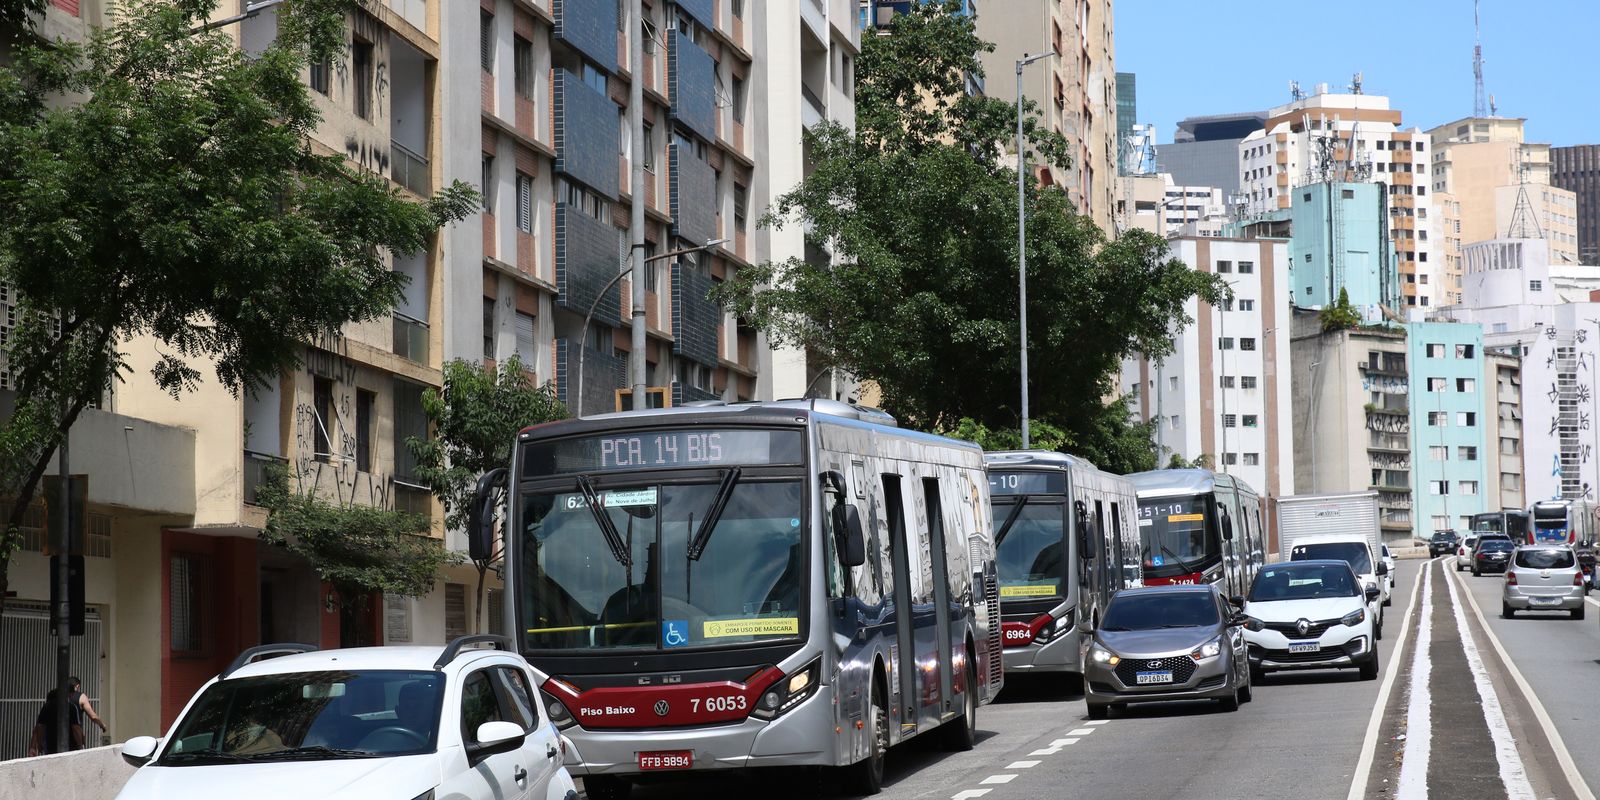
[1350,71,1364,95]
[1506,146,1544,240]
[1290,80,1305,101]
[1473,0,1487,117]
[1489,93,1498,117]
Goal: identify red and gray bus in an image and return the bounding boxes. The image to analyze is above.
[469,400,1002,797]
[1126,469,1267,600]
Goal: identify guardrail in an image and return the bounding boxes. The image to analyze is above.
[390,139,430,196]
[243,450,288,506]
[393,313,430,364]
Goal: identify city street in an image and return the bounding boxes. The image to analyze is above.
[607,557,1598,800]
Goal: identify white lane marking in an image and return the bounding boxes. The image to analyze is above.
[980,775,1017,785]
[952,790,992,800]
[1028,748,1059,756]
[1347,556,1433,800]
[1442,564,1537,799]
[1085,720,1109,726]
[1006,760,1041,769]
[1395,562,1435,800]
[1066,728,1095,736]
[1449,565,1598,800]
[1049,737,1080,747]
[1585,594,1600,609]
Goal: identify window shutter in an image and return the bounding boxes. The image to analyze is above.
[516,174,533,233]
[480,12,495,72]
[515,312,536,365]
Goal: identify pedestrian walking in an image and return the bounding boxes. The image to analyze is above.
[68,677,106,747]
[25,690,82,757]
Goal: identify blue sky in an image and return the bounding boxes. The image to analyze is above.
[1114,0,1598,146]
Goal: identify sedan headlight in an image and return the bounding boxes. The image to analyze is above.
[1340,608,1366,628]
[1190,637,1222,662]
[1088,643,1120,666]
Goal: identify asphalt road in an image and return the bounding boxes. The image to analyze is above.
[591,558,1600,800]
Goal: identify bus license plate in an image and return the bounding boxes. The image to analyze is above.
[1287,642,1320,654]
[1134,671,1173,685]
[637,751,693,771]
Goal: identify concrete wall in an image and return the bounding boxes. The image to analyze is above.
[0,746,134,800]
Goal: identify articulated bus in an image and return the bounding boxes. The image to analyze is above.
[983,451,1141,680]
[1125,469,1267,600]
[469,400,1001,798]
[1469,509,1530,542]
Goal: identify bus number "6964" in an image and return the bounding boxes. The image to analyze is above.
[692,695,748,713]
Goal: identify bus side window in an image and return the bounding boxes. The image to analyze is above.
[1110,501,1125,590]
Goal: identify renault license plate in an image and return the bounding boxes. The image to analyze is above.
[1134,671,1173,685]
[637,751,693,771]
[1287,642,1321,654]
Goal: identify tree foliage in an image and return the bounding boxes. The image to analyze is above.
[942,394,1160,475]
[406,356,567,535]
[257,464,457,601]
[713,2,1220,448]
[1321,287,1361,332]
[0,0,477,611]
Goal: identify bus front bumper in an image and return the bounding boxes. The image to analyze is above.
[1002,627,1084,674]
[562,687,839,776]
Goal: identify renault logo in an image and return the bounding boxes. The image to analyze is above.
[1296,618,1312,636]
[654,700,670,717]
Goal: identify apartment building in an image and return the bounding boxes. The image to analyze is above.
[1122,236,1294,502]
[1483,347,1525,515]
[1407,321,1490,536]
[977,0,1117,231]
[1552,144,1600,266]
[1238,89,1438,311]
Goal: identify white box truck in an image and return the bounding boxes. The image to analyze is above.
[1276,491,1389,633]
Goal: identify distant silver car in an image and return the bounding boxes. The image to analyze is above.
[1503,545,1587,619]
[1083,585,1250,719]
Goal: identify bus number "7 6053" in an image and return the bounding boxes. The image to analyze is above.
[691,695,748,713]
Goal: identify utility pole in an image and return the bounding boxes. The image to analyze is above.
[53,397,69,753]
[1015,52,1051,449]
[628,0,648,409]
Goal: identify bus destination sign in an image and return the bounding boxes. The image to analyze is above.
[523,428,804,476]
[988,471,1066,496]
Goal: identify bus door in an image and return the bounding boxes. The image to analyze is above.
[921,477,955,716]
[881,474,933,733]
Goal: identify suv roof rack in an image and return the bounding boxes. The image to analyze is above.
[221,643,318,679]
[435,634,510,670]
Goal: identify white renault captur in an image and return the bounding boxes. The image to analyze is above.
[1241,560,1381,682]
[115,636,577,800]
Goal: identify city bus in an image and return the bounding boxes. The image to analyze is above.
[468,400,1002,798]
[1126,469,1267,600]
[984,451,1140,681]
[1469,509,1530,542]
[1528,500,1599,586]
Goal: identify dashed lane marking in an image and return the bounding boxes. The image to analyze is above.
[1442,562,1536,799]
[1347,556,1433,800]
[1395,563,1435,800]
[1085,720,1109,726]
[1049,737,1081,747]
[951,790,992,800]
[1066,728,1095,736]
[979,775,1017,785]
[1027,748,1058,756]
[1005,760,1041,769]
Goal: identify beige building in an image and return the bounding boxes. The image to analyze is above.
[1428,116,1580,304]
[977,0,1118,232]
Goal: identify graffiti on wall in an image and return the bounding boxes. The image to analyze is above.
[291,338,394,510]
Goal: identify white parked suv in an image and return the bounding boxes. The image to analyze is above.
[1242,560,1381,681]
[115,636,577,800]
[1455,534,1480,571]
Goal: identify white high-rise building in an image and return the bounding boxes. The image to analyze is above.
[1237,87,1438,312]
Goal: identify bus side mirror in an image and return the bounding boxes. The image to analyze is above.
[1220,508,1234,541]
[467,468,508,563]
[1075,501,1095,560]
[834,503,866,567]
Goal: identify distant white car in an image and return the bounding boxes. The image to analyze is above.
[1455,534,1480,571]
[115,637,577,800]
[1380,545,1396,606]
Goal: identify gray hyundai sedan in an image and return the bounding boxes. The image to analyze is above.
[1084,585,1251,719]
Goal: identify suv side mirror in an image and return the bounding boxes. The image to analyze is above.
[468,721,527,764]
[1376,562,1389,576]
[121,736,160,768]
[1364,585,1380,602]
[1228,594,1246,609]
[834,503,867,568]
[467,468,508,563]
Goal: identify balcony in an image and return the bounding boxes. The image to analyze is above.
[390,140,430,196]
[243,450,288,507]
[669,144,717,245]
[801,83,825,129]
[555,203,623,326]
[668,31,717,143]
[553,69,621,200]
[553,0,618,73]
[555,337,626,414]
[672,262,719,368]
[393,312,430,364]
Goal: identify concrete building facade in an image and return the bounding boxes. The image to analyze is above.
[1406,321,1490,535]
[976,0,1117,231]
[1154,110,1266,197]
[1551,144,1600,266]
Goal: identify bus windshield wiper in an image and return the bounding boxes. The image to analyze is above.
[1160,543,1200,578]
[577,475,632,568]
[687,467,742,561]
[994,496,1029,546]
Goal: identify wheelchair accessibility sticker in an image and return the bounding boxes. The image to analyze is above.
[663,619,690,647]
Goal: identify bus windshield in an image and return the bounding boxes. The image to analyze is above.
[992,501,1065,600]
[1471,513,1504,534]
[517,479,805,652]
[1137,494,1219,579]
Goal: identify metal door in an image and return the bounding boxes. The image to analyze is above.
[0,601,104,759]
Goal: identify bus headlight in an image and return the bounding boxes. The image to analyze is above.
[546,696,576,730]
[751,660,821,720]
[1033,608,1075,644]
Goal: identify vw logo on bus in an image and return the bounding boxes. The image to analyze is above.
[654,700,671,717]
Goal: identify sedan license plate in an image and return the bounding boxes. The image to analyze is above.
[637,751,693,771]
[1134,671,1173,685]
[1287,642,1321,654]
[1531,597,1563,606]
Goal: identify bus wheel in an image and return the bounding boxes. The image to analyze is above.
[842,679,887,795]
[939,663,978,752]
[582,775,631,800]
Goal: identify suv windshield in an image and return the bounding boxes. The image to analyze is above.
[1249,564,1359,601]
[1289,542,1373,574]
[1432,532,1457,542]
[992,501,1065,599]
[159,671,442,764]
[1100,592,1219,631]
[519,479,804,651]
[1516,548,1575,569]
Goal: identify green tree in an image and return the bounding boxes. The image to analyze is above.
[713,2,1219,444]
[406,356,567,631]
[0,0,478,614]
[1321,287,1361,332]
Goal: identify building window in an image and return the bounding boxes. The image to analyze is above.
[309,55,331,95]
[514,36,534,99]
[1220,376,1235,388]
[1243,453,1260,466]
[1222,414,1237,428]
[1218,337,1234,350]
[1426,343,1445,358]
[581,60,607,94]
[1221,452,1238,465]
[732,0,744,17]
[1429,480,1449,495]
[1455,344,1475,359]
[483,298,496,361]
[480,11,495,73]
[1427,377,1447,391]
[1242,414,1258,428]
[1432,515,1449,530]
[515,173,533,234]
[1217,260,1232,273]
[445,583,468,640]
[732,75,747,123]
[1459,480,1479,496]
[734,183,748,231]
[356,389,375,473]
[1238,261,1254,274]
[642,123,655,171]
[170,553,207,654]
[1240,338,1257,351]
[1531,280,1543,291]
[1169,416,1179,429]
[1458,446,1478,461]
[1429,445,1448,461]
[352,36,374,120]
[1428,411,1448,426]
[1501,473,1521,492]
[1240,376,1258,389]
[1456,377,1475,392]
[313,376,333,462]
[1238,299,1254,311]
[481,156,494,212]
[1457,411,1477,427]
[515,311,536,365]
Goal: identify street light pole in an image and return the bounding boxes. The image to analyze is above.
[575,239,728,417]
[628,0,647,409]
[1016,52,1051,450]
